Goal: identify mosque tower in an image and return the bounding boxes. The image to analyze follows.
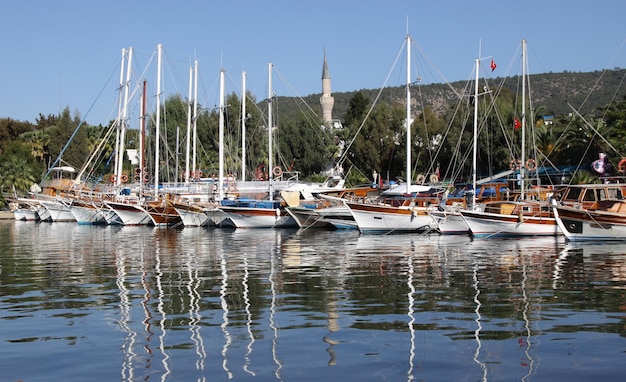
[320,49,334,128]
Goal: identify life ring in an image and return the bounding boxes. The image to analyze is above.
[416,174,425,184]
[109,174,116,183]
[143,173,149,182]
[509,159,522,171]
[120,174,129,183]
[272,166,283,177]
[134,167,141,175]
[134,175,141,182]
[526,159,537,172]
[618,158,626,173]
[429,174,439,183]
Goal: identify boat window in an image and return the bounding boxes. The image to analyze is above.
[601,188,623,200]
[482,187,496,197]
[564,187,582,201]
[582,189,596,202]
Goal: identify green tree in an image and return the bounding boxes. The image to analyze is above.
[0,143,40,192]
[46,107,90,170]
[277,114,333,177]
[20,130,49,163]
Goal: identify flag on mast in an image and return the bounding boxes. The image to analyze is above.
[490,58,497,72]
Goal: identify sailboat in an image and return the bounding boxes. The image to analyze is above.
[217,63,298,228]
[552,183,626,241]
[343,34,441,234]
[104,44,182,227]
[431,48,519,235]
[459,39,560,237]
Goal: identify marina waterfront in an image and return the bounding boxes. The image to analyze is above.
[0,221,624,381]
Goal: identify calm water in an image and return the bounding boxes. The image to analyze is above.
[0,221,624,382]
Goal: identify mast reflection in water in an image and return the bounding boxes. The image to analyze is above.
[0,221,625,381]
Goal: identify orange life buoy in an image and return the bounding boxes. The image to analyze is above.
[526,159,536,172]
[272,166,283,177]
[109,174,116,183]
[618,158,626,174]
[509,159,522,171]
[120,174,129,183]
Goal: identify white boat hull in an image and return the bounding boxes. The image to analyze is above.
[344,201,436,234]
[219,206,297,228]
[38,199,76,222]
[67,202,107,225]
[173,206,210,227]
[104,201,151,226]
[430,209,470,235]
[553,203,626,242]
[461,210,559,237]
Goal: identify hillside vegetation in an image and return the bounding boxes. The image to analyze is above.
[277,69,626,122]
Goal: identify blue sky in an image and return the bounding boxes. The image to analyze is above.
[1,0,625,126]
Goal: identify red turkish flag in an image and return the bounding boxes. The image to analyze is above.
[490,58,497,72]
[514,118,522,130]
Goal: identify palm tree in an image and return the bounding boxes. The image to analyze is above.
[20,130,49,163]
[0,157,39,193]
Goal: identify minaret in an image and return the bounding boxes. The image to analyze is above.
[320,49,334,127]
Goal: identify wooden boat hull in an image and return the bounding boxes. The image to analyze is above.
[553,202,626,241]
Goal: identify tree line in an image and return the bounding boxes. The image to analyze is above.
[2,72,626,205]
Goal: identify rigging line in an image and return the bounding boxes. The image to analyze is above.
[577,39,626,114]
[600,70,626,120]
[339,37,408,167]
[411,42,463,101]
[567,102,620,155]
[41,63,120,186]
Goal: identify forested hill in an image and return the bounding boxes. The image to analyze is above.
[276,68,626,123]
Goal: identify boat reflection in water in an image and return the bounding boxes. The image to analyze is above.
[0,223,624,381]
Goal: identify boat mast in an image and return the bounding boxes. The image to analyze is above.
[241,71,247,181]
[112,49,126,186]
[185,65,192,184]
[218,69,225,201]
[140,79,147,193]
[116,47,132,187]
[405,34,412,191]
[154,43,162,195]
[472,56,479,208]
[192,59,199,178]
[268,63,274,201]
[520,39,527,200]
